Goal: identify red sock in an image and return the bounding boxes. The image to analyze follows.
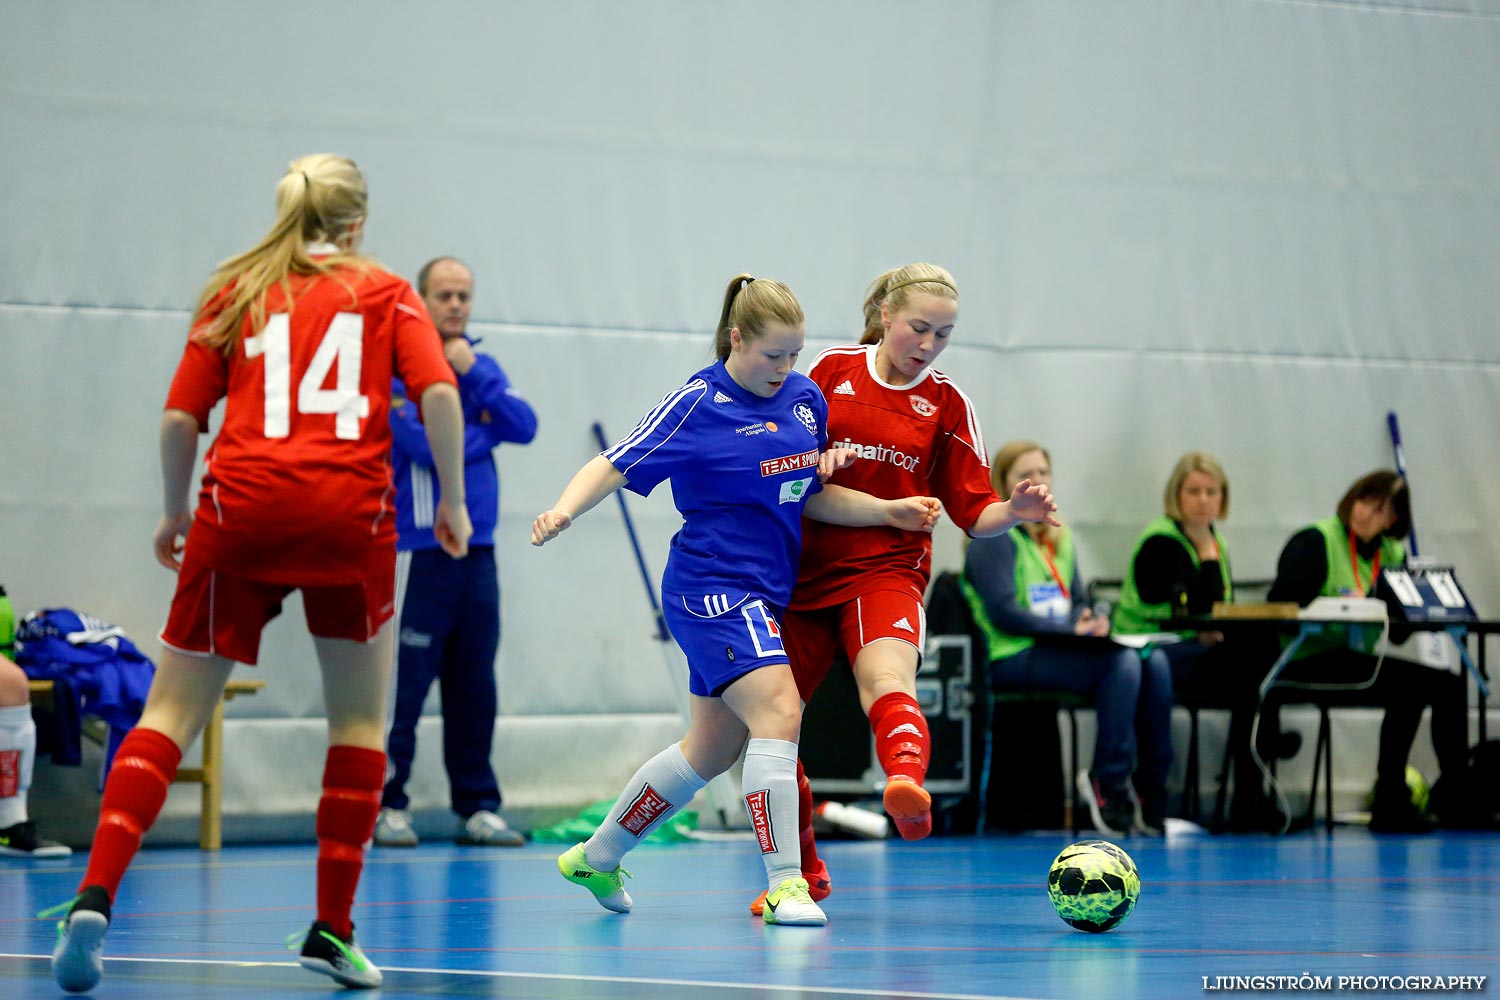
[82,728,183,900]
[869,691,929,785]
[795,758,820,872]
[315,745,384,939]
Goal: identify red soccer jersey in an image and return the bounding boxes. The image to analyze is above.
[792,344,1001,609]
[165,264,455,585]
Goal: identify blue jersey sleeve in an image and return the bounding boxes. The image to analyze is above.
[604,378,709,496]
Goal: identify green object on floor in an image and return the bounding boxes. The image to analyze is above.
[529,800,699,844]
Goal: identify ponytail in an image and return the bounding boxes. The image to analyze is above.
[193,154,374,355]
[714,273,756,361]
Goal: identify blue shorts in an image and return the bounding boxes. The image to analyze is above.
[662,589,790,697]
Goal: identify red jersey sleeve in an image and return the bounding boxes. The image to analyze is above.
[164,297,232,429]
[390,283,456,411]
[927,373,1001,533]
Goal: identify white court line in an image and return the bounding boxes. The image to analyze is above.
[0,952,1042,1000]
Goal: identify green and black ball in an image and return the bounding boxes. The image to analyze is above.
[1047,839,1140,933]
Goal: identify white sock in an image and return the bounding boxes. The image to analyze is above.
[0,704,35,828]
[585,742,707,871]
[742,737,801,891]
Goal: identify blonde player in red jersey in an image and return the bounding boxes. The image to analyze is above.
[51,154,472,994]
[749,263,1058,916]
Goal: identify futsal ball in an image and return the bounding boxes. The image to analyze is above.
[1047,839,1140,933]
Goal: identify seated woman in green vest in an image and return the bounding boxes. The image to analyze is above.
[1114,451,1280,831]
[1264,469,1468,832]
[963,440,1173,838]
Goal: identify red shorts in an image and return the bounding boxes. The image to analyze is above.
[159,545,396,666]
[783,589,926,702]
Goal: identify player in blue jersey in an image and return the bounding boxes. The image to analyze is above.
[533,273,942,926]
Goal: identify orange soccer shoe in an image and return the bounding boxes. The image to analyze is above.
[748,859,831,916]
[883,775,932,841]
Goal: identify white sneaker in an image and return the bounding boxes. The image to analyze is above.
[761,877,828,926]
[52,891,110,994]
[374,808,418,847]
[458,810,525,846]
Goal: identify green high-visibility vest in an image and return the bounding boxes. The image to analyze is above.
[1113,516,1232,635]
[1291,516,1406,659]
[961,526,1076,663]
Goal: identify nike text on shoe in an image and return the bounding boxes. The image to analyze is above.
[750,858,830,916]
[296,920,383,989]
[558,842,633,913]
[762,877,828,926]
[883,775,933,841]
[51,884,111,994]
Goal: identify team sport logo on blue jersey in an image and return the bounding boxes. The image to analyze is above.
[793,403,818,437]
[760,450,817,477]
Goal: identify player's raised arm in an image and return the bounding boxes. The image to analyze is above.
[532,455,628,546]
[968,477,1059,538]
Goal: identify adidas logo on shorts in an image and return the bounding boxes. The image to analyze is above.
[892,617,914,633]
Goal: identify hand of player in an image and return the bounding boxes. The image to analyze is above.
[153,510,193,572]
[531,509,573,547]
[885,496,943,533]
[443,337,477,376]
[1009,478,1061,527]
[817,446,858,483]
[434,498,473,558]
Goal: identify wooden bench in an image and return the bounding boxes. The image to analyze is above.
[27,678,265,850]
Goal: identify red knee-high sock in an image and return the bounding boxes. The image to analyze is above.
[870,692,930,785]
[795,757,820,871]
[82,727,183,900]
[316,745,385,939]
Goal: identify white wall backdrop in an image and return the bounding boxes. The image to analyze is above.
[2,0,1498,836]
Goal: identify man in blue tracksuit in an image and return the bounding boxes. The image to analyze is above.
[376,256,538,847]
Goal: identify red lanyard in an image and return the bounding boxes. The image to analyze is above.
[1348,532,1380,594]
[1040,536,1070,600]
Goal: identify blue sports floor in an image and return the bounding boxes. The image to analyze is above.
[2,831,1497,999]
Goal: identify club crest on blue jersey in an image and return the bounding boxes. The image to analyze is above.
[793,402,818,437]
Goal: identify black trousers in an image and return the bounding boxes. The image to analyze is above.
[1260,647,1468,799]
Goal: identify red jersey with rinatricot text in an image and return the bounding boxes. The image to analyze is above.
[792,343,1001,610]
[165,263,455,585]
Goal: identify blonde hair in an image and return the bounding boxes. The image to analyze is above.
[1163,451,1231,520]
[992,439,1058,541]
[713,273,805,361]
[194,154,375,354]
[860,263,958,345]
[991,439,1051,495]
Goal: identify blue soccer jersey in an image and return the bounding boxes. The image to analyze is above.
[605,360,829,609]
